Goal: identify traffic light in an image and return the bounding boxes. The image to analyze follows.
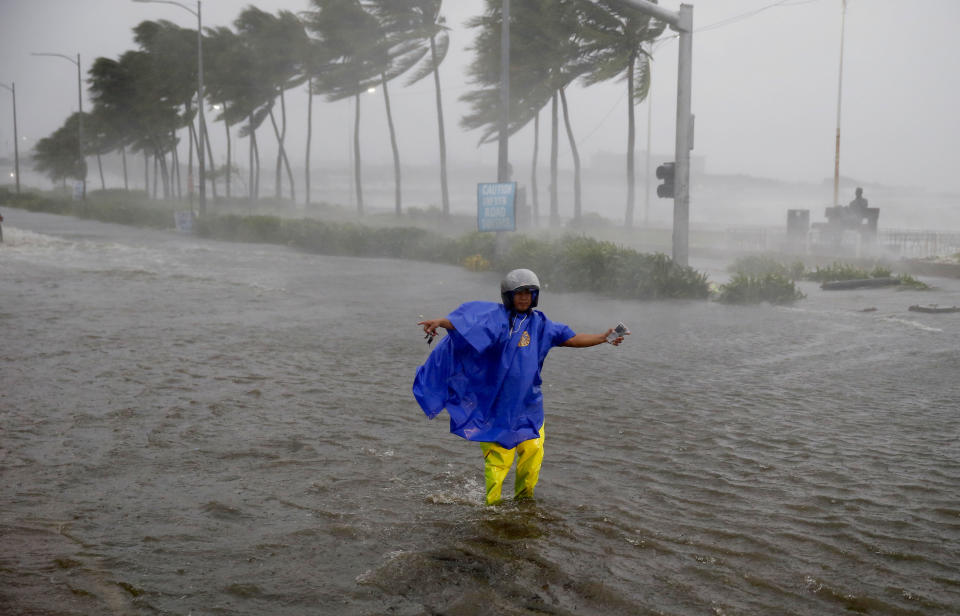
[656,162,675,198]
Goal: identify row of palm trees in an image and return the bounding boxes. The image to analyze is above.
[32,0,665,227]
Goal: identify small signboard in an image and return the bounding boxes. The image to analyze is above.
[174,210,194,233]
[477,182,516,232]
[72,181,84,201]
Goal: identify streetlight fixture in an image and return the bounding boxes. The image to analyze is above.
[0,81,20,195]
[30,52,86,199]
[133,0,206,215]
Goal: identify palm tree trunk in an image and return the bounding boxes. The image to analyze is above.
[253,124,261,201]
[381,74,402,216]
[550,92,559,227]
[157,149,170,200]
[268,107,296,202]
[202,118,218,201]
[223,101,232,200]
[559,87,581,223]
[188,122,196,207]
[121,144,129,191]
[305,77,313,207]
[96,153,105,190]
[144,152,149,194]
[274,107,282,199]
[531,111,540,225]
[430,35,450,218]
[353,92,364,216]
[625,53,636,228]
[171,132,182,201]
[280,89,293,202]
[248,113,255,201]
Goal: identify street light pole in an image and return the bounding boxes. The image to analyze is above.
[30,52,86,199]
[133,0,206,215]
[833,0,847,207]
[0,82,20,194]
[497,0,510,183]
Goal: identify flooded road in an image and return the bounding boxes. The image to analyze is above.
[2,210,959,615]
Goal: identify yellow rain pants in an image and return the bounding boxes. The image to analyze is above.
[479,425,545,505]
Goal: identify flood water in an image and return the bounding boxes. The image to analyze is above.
[2,210,959,615]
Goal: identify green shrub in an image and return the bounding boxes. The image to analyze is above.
[716,273,805,305]
[728,255,805,280]
[500,234,710,300]
[804,262,870,283]
[896,274,930,290]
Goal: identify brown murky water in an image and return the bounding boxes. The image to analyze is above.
[2,210,959,615]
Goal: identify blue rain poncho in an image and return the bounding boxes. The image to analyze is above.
[413,301,575,449]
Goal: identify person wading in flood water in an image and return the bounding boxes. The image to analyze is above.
[413,268,626,505]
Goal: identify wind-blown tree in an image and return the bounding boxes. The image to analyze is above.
[366,0,452,216]
[204,26,245,199]
[84,108,117,191]
[88,50,181,199]
[204,23,276,202]
[580,0,665,227]
[234,7,311,202]
[33,112,87,188]
[301,38,329,206]
[462,0,591,226]
[132,20,209,200]
[305,0,390,215]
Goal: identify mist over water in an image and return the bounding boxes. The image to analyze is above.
[2,210,959,615]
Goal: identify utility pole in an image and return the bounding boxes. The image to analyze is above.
[498,0,510,183]
[0,82,19,194]
[833,0,847,207]
[618,0,694,266]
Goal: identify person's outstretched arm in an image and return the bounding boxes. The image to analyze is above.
[419,317,454,337]
[562,329,627,348]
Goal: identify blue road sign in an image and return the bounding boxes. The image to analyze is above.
[477,182,516,232]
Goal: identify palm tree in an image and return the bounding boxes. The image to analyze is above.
[234,7,311,202]
[367,0,452,216]
[304,0,389,215]
[463,0,590,225]
[88,50,181,199]
[204,22,275,202]
[580,0,666,227]
[33,113,86,188]
[203,26,240,199]
[301,39,329,207]
[133,20,209,200]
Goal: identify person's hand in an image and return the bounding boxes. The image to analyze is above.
[418,318,443,337]
[604,328,629,346]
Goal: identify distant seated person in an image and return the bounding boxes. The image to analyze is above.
[848,187,869,219]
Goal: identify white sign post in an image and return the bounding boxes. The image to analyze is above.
[477,182,516,232]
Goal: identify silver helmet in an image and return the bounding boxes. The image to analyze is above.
[500,268,540,310]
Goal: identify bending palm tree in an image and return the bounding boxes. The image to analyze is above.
[305,0,389,215]
[580,0,665,227]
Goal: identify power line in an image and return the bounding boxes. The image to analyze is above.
[697,0,821,34]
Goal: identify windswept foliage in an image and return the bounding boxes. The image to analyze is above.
[716,273,805,305]
[579,0,665,226]
[33,113,87,185]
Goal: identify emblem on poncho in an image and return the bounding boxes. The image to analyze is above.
[518,331,530,347]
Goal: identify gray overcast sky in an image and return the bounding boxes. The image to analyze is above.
[1,0,958,193]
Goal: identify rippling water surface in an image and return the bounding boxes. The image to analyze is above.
[2,210,959,615]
